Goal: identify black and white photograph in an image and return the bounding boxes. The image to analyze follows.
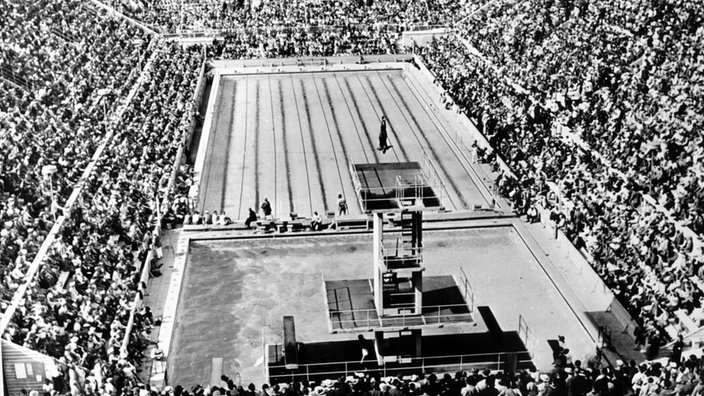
[1,0,703,395]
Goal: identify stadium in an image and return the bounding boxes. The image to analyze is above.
[1,1,703,396]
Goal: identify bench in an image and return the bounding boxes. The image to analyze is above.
[289,220,310,232]
[336,217,371,230]
[183,223,250,232]
[257,220,277,232]
[283,316,299,369]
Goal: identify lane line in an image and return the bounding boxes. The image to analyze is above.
[236,76,249,219]
[254,80,260,209]
[290,75,314,217]
[320,77,361,212]
[277,78,295,214]
[267,76,278,218]
[220,81,237,212]
[299,79,329,212]
[332,74,373,163]
[378,72,467,210]
[311,76,346,211]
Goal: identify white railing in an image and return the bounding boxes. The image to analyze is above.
[380,242,423,269]
[329,304,474,330]
[267,351,532,383]
[421,152,446,204]
[395,174,427,205]
[459,267,476,314]
[518,315,538,360]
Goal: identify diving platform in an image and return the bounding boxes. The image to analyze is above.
[351,161,444,213]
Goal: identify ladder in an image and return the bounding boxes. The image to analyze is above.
[398,211,421,256]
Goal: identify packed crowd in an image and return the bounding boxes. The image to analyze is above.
[2,14,204,393]
[457,0,704,228]
[1,0,153,315]
[419,0,704,344]
[204,0,473,59]
[35,340,704,396]
[4,0,704,394]
[108,0,487,58]
[119,0,467,34]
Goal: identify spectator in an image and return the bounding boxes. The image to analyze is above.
[337,194,348,216]
[261,198,272,218]
[311,211,323,231]
[245,208,258,229]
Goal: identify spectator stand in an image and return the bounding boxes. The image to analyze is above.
[454,0,507,27]
[89,0,159,35]
[0,45,165,395]
[62,43,162,212]
[441,23,704,344]
[445,31,702,249]
[0,44,163,331]
[399,25,451,48]
[447,12,704,253]
[123,47,208,381]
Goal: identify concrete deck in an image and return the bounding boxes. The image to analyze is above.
[166,224,596,387]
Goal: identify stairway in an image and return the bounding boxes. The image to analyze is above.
[400,211,414,251]
[398,210,421,255]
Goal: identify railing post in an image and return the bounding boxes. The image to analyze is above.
[460,355,463,372]
[306,365,310,383]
